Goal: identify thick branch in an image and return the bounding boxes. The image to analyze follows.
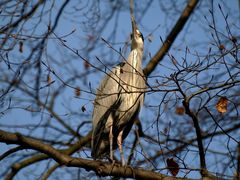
[3,131,92,179]
[182,100,207,176]
[143,0,199,76]
[0,129,187,179]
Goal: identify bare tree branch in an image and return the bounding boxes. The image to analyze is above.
[143,0,199,76]
[0,129,187,180]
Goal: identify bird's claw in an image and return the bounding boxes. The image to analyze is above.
[110,158,115,165]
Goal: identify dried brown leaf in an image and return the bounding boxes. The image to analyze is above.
[166,158,179,177]
[219,44,225,51]
[75,87,81,97]
[216,96,228,113]
[175,106,185,115]
[84,61,91,69]
[47,74,51,84]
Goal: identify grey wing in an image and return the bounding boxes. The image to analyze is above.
[91,66,122,158]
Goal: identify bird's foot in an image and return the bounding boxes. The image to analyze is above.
[107,156,116,165]
[121,159,126,166]
[110,158,115,165]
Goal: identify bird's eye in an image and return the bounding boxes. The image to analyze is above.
[130,32,144,42]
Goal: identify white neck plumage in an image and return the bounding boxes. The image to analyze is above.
[129,49,143,71]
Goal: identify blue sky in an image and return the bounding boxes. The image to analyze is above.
[0,0,239,179]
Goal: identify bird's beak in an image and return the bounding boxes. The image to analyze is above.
[131,16,138,37]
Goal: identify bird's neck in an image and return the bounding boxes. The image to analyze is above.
[128,48,143,71]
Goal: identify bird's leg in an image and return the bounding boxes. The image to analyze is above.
[117,130,125,166]
[109,122,114,163]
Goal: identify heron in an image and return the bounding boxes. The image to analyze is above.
[91,16,145,166]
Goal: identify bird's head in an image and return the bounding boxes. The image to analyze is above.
[131,17,144,50]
